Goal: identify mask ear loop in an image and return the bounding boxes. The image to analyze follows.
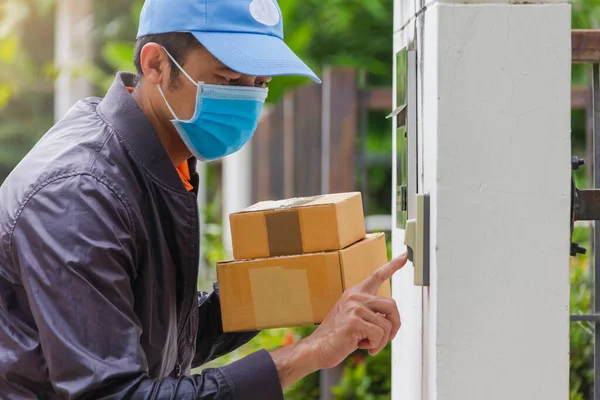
[157,47,205,121]
[156,85,179,120]
[162,46,199,88]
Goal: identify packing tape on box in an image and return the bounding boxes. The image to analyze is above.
[265,211,303,256]
[249,266,314,329]
[245,195,326,213]
[263,195,327,256]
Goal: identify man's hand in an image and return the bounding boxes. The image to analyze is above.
[306,252,407,368]
[270,253,408,388]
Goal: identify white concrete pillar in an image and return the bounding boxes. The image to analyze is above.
[392,1,571,399]
[222,140,253,256]
[54,0,93,122]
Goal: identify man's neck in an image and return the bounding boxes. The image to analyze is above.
[131,84,191,167]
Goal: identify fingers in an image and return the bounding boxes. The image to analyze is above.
[365,297,401,340]
[356,308,392,355]
[355,318,385,355]
[342,291,401,341]
[358,253,408,295]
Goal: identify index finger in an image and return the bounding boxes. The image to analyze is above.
[358,252,408,295]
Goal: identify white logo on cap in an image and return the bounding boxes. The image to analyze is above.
[249,0,280,26]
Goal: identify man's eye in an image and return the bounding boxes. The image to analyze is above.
[256,80,269,88]
[226,77,241,85]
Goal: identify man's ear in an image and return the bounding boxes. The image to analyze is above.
[140,43,169,86]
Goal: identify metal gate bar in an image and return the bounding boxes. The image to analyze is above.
[571,61,600,400]
[594,62,600,400]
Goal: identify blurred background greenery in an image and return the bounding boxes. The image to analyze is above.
[0,0,599,398]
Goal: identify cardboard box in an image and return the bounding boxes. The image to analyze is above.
[217,233,390,332]
[230,192,366,260]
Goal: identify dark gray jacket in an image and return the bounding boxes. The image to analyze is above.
[0,73,283,399]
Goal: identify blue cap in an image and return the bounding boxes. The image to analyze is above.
[137,0,321,83]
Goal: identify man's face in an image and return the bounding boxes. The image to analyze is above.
[139,42,272,121]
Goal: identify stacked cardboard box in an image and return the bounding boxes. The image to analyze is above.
[217,192,391,332]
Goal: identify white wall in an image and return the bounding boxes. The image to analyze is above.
[222,141,253,255]
[392,1,571,399]
[432,4,570,398]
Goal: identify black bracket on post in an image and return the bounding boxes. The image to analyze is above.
[571,156,594,256]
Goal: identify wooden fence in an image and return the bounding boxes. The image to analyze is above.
[251,67,392,203]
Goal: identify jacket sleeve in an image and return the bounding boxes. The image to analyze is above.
[9,174,283,400]
[192,288,259,367]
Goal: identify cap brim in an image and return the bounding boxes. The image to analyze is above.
[191,31,322,84]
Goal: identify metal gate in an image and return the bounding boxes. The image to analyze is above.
[571,30,600,400]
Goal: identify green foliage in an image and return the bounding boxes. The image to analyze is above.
[102,42,135,74]
[570,226,594,400]
[0,0,55,183]
[332,346,391,400]
[198,187,227,292]
[363,109,393,216]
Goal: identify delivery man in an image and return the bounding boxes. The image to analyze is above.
[0,0,407,398]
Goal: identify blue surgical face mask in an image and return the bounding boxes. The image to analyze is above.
[157,48,268,161]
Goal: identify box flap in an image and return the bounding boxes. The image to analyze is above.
[335,192,366,249]
[303,192,361,207]
[234,192,361,214]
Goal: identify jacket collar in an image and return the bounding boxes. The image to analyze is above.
[97,72,197,193]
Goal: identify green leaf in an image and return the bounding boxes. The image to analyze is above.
[101,42,135,72]
[0,83,12,108]
[0,34,18,63]
[41,62,58,80]
[34,0,55,17]
[361,0,386,19]
[130,0,145,26]
[285,22,313,54]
